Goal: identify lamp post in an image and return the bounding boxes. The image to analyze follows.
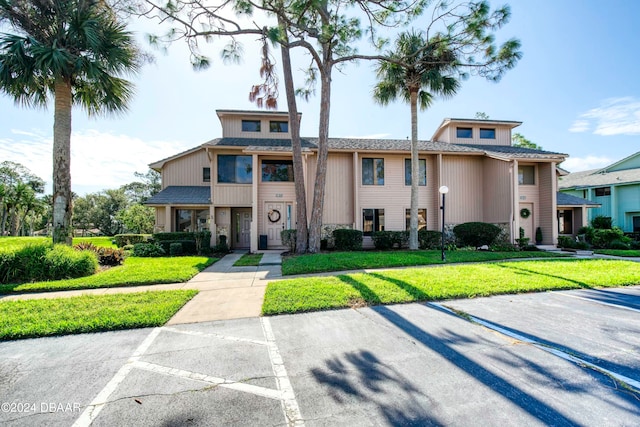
[439,185,449,261]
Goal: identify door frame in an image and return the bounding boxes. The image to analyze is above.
[231,207,252,249]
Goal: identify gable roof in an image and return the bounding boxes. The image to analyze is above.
[598,150,640,173]
[559,167,640,189]
[556,192,600,207]
[148,146,205,171]
[144,186,211,205]
[431,118,522,141]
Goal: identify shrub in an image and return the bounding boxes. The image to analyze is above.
[153,231,211,255]
[212,235,230,254]
[0,243,50,283]
[96,247,125,266]
[169,242,184,256]
[113,234,150,248]
[591,216,613,230]
[45,245,98,280]
[515,227,529,249]
[153,232,197,242]
[591,227,628,249]
[577,226,596,243]
[418,230,442,250]
[281,229,297,253]
[490,242,519,252]
[371,231,408,250]
[333,229,363,251]
[557,236,575,249]
[132,243,165,257]
[609,240,631,250]
[453,222,501,247]
[535,227,543,244]
[74,242,98,252]
[321,239,328,250]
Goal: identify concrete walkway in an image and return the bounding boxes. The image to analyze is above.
[1,250,283,325]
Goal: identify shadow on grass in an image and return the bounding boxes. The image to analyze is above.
[493,262,593,289]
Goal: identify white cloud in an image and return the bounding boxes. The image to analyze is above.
[0,129,194,194]
[571,97,640,136]
[561,155,612,172]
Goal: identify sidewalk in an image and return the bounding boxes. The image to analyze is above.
[1,251,283,324]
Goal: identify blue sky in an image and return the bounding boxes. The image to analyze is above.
[1,0,639,195]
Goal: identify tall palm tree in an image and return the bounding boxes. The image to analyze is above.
[0,0,140,243]
[374,31,459,250]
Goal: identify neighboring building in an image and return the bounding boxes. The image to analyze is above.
[559,151,640,233]
[145,110,567,251]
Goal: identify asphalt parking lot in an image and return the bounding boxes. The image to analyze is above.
[1,286,639,426]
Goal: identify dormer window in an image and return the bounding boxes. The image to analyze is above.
[241,120,261,132]
[270,121,288,133]
[456,127,473,138]
[479,128,495,139]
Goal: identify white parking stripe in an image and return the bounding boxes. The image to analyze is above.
[261,317,305,427]
[72,327,163,427]
[133,360,283,400]
[554,292,640,313]
[162,326,268,345]
[431,303,640,392]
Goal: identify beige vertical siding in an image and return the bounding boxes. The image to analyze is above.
[162,149,210,188]
[482,158,512,223]
[448,127,512,146]
[155,207,166,231]
[538,162,556,245]
[213,186,252,206]
[257,157,296,237]
[220,116,291,139]
[323,153,353,224]
[306,153,317,220]
[441,155,484,224]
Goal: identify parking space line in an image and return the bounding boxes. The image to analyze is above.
[162,326,268,345]
[554,292,640,313]
[72,327,163,427]
[261,317,305,427]
[430,302,640,393]
[133,360,283,400]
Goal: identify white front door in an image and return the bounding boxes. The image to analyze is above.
[520,203,534,239]
[265,201,285,247]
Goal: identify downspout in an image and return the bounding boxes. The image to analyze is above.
[438,153,443,228]
[353,151,359,229]
[511,159,519,243]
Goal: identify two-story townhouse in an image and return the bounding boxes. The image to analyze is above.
[145,110,568,251]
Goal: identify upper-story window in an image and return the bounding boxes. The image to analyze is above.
[217,155,253,184]
[269,121,288,133]
[203,167,211,183]
[262,159,294,182]
[241,120,261,132]
[518,165,535,185]
[362,158,384,185]
[479,128,496,139]
[456,127,473,138]
[404,159,426,186]
[595,187,611,196]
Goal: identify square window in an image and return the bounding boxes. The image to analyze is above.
[595,187,611,196]
[217,155,253,184]
[269,121,288,132]
[363,209,384,235]
[518,166,535,185]
[203,167,211,182]
[405,209,427,231]
[362,158,384,185]
[241,120,261,132]
[456,127,473,138]
[479,128,496,139]
[262,159,294,182]
[404,159,426,186]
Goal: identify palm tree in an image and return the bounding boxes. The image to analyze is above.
[0,0,140,243]
[374,31,460,250]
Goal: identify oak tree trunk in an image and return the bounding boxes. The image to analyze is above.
[52,78,73,245]
[409,90,419,250]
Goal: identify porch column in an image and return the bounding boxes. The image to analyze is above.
[550,161,558,245]
[165,207,172,233]
[353,152,359,229]
[251,154,259,252]
[610,185,618,227]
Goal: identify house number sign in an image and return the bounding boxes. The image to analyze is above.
[275,193,283,198]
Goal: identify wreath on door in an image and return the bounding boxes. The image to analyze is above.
[520,208,531,219]
[268,209,281,223]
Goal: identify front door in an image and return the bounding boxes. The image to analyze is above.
[232,208,252,249]
[520,203,534,240]
[265,201,285,247]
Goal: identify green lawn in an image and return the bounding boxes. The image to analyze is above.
[233,253,263,266]
[281,250,566,275]
[0,236,116,251]
[595,249,640,257]
[0,256,216,294]
[0,290,198,340]
[263,259,640,315]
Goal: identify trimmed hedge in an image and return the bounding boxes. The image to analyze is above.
[132,243,165,257]
[333,229,363,251]
[281,229,297,252]
[152,231,211,255]
[453,222,501,247]
[158,240,197,255]
[418,230,442,250]
[372,231,408,250]
[0,243,98,284]
[113,234,150,248]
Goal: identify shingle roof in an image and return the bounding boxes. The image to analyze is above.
[556,192,600,207]
[558,168,640,189]
[144,186,211,205]
[462,144,567,159]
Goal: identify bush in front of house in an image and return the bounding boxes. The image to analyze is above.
[212,235,230,254]
[74,242,125,266]
[591,215,613,230]
[158,240,197,255]
[0,243,98,284]
[418,230,442,250]
[132,243,166,257]
[169,242,184,256]
[333,229,363,251]
[281,229,296,252]
[113,234,150,248]
[371,231,408,250]
[591,227,632,249]
[453,222,501,247]
[152,231,211,255]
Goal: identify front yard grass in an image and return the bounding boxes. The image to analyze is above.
[0,256,216,294]
[233,253,263,266]
[0,290,198,340]
[595,249,640,257]
[281,250,566,275]
[263,259,640,315]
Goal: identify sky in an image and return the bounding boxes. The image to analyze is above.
[1,0,639,195]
